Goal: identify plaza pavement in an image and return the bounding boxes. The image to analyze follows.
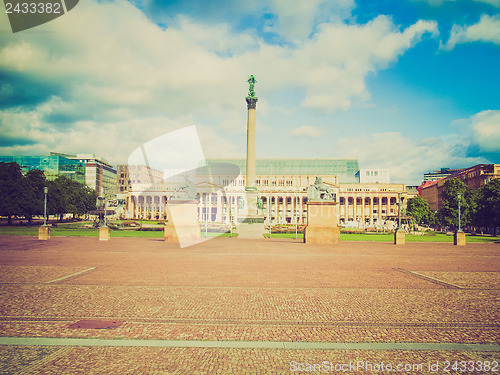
[0,235,498,374]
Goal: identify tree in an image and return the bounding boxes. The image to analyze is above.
[20,169,47,220]
[0,162,24,224]
[436,177,476,230]
[47,175,97,220]
[406,195,435,226]
[476,179,500,236]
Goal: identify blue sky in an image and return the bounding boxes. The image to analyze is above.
[0,0,499,184]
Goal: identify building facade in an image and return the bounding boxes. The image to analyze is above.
[357,169,390,184]
[420,164,500,211]
[117,159,407,228]
[0,154,86,183]
[423,168,466,183]
[69,154,117,199]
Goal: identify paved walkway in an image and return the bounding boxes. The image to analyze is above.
[0,236,499,373]
[2,336,499,351]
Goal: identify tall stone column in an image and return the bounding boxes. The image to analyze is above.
[246,96,257,191]
[237,75,265,238]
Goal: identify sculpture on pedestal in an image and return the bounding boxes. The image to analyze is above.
[307,177,336,201]
[171,176,197,201]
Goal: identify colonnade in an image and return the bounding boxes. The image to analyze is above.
[122,188,406,228]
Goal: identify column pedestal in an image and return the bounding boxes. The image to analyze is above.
[38,226,50,240]
[454,231,466,246]
[237,189,265,239]
[164,200,200,247]
[304,201,340,244]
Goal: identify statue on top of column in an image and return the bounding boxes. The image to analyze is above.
[247,75,257,98]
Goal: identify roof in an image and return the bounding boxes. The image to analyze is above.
[206,158,360,183]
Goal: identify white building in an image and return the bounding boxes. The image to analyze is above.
[358,169,390,184]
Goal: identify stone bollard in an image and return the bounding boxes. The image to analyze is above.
[394,229,405,245]
[454,231,466,246]
[38,226,50,240]
[99,226,110,241]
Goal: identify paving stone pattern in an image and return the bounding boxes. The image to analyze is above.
[0,236,499,373]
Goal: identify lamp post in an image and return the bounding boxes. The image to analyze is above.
[457,192,462,232]
[98,196,105,227]
[269,190,272,238]
[397,193,402,230]
[43,187,48,226]
[454,191,466,245]
[394,192,405,245]
[295,190,298,240]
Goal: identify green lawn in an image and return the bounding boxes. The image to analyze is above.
[0,226,498,243]
[265,232,500,243]
[0,226,235,238]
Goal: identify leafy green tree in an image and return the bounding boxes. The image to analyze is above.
[464,187,479,228]
[46,177,66,221]
[406,195,435,225]
[47,175,97,220]
[436,177,476,230]
[0,162,24,224]
[476,179,500,236]
[82,185,98,216]
[20,169,47,220]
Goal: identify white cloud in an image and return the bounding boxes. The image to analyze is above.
[268,0,355,42]
[0,0,439,164]
[474,0,500,6]
[291,125,326,138]
[441,14,500,50]
[410,0,456,6]
[334,132,486,184]
[469,110,500,153]
[240,16,438,112]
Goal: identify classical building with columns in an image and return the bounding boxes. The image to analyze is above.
[116,158,407,228]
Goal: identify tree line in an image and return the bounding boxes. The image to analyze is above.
[0,162,97,224]
[406,177,500,235]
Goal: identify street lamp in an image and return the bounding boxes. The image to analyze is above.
[98,196,105,227]
[457,192,462,232]
[397,192,402,230]
[43,187,48,226]
[295,190,298,240]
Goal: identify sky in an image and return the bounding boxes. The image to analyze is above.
[0,0,499,185]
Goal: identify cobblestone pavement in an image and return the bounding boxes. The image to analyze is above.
[0,235,499,373]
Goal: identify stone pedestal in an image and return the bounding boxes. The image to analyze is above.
[38,225,50,240]
[164,201,200,247]
[237,190,265,239]
[237,216,265,239]
[454,231,466,246]
[304,201,340,244]
[394,229,405,245]
[99,226,110,241]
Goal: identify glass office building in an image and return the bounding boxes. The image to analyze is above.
[0,155,86,183]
